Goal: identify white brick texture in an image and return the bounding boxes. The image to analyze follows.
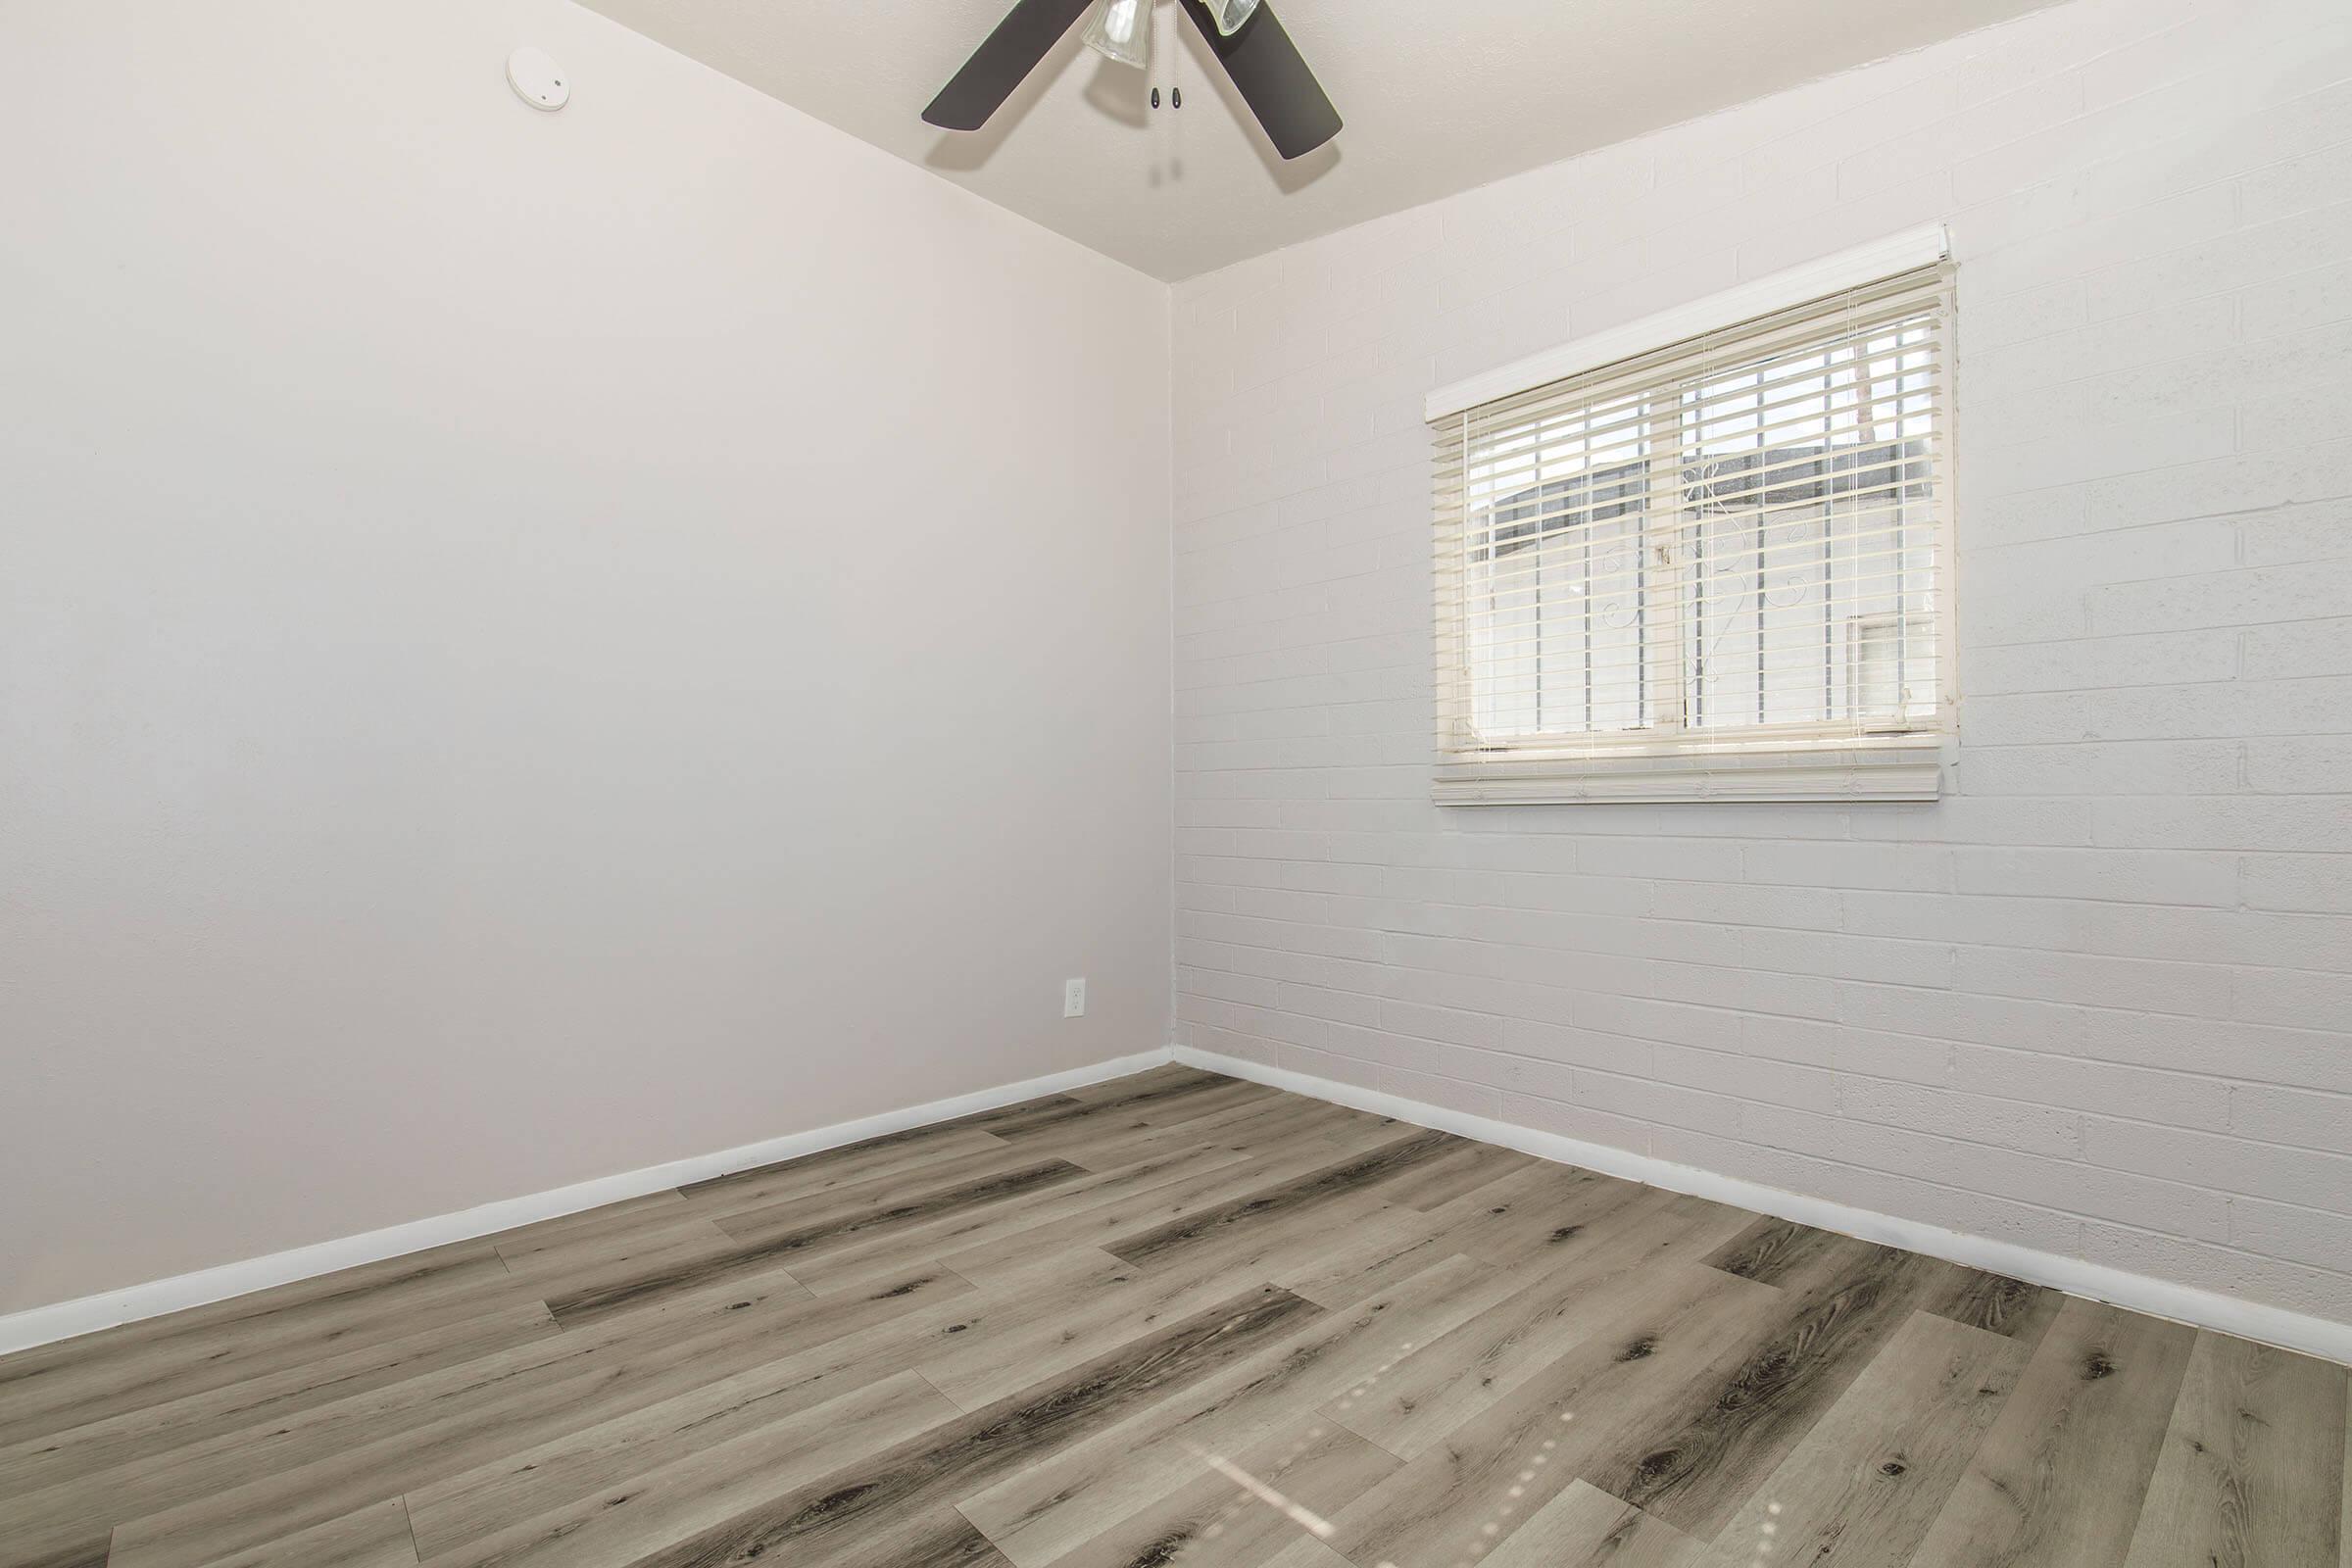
[1171,0,2352,1324]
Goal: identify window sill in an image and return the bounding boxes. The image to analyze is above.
[1434,740,1944,806]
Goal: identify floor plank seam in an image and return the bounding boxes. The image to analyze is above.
[916,1363,979,1418]
[937,1260,994,1301]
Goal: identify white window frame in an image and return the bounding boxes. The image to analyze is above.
[1427,225,1957,807]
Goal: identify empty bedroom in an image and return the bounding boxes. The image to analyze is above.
[2,0,2348,1563]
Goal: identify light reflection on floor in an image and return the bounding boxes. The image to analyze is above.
[1167,1334,1802,1568]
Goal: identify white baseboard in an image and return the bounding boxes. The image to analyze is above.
[0,1047,1175,1357]
[1175,1045,2352,1368]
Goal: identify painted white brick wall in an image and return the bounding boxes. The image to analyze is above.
[1170,0,2352,1324]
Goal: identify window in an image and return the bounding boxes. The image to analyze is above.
[1429,240,1954,804]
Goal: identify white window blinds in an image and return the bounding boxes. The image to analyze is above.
[1431,260,1954,804]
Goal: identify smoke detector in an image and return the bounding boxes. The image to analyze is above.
[507,47,570,112]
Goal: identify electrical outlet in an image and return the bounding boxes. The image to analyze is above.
[1062,978,1087,1018]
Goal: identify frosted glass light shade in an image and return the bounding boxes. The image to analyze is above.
[1206,0,1260,34]
[1082,0,1151,70]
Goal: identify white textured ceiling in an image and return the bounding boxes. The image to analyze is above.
[575,0,2065,280]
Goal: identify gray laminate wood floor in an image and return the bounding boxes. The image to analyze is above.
[3,1065,2346,1568]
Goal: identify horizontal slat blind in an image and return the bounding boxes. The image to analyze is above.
[1432,262,1953,801]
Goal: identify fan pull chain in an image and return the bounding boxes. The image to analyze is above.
[1152,3,1179,113]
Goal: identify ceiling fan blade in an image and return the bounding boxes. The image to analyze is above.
[1176,0,1341,160]
[923,0,1099,131]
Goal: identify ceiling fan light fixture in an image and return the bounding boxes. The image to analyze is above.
[1082,0,1152,70]
[1207,0,1260,36]
[924,0,1340,160]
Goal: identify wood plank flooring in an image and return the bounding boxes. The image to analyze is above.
[3,1065,2345,1568]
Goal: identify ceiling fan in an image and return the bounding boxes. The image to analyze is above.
[923,0,1343,161]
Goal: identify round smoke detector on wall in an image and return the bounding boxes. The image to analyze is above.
[507,47,570,112]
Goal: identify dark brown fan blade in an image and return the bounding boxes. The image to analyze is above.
[1176,0,1341,160]
[922,0,1098,131]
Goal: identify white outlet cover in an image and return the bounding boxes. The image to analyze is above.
[507,47,570,112]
